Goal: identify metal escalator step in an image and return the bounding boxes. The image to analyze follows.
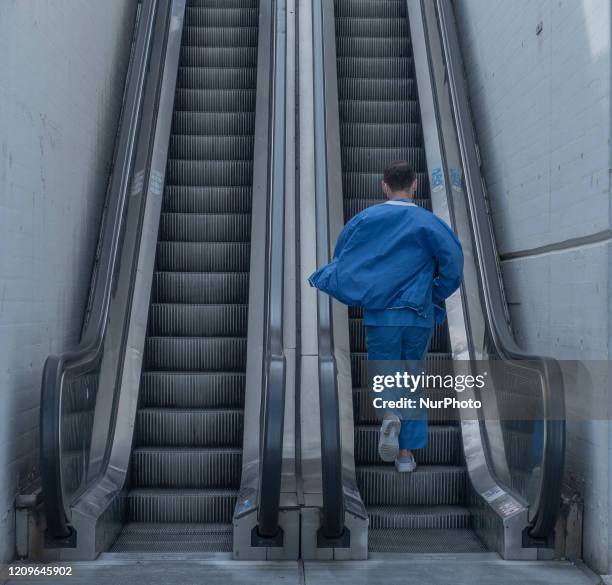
[341,146,426,173]
[159,212,251,242]
[336,37,411,59]
[337,57,413,79]
[148,304,248,337]
[339,100,420,124]
[341,122,421,147]
[163,186,252,213]
[135,408,243,447]
[352,386,459,426]
[344,198,431,221]
[127,489,237,523]
[349,319,448,353]
[338,79,416,102]
[166,160,253,187]
[152,272,249,304]
[367,505,471,530]
[132,448,242,489]
[140,372,245,409]
[334,0,405,18]
[342,172,429,199]
[180,47,257,68]
[174,89,256,113]
[368,528,487,553]
[184,7,258,28]
[350,352,451,388]
[181,26,258,48]
[172,112,255,136]
[356,465,467,506]
[188,0,259,8]
[177,66,257,90]
[144,337,247,371]
[156,242,250,272]
[109,522,233,553]
[355,425,461,466]
[335,17,409,38]
[169,135,254,161]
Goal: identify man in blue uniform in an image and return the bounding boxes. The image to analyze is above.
[309,161,463,472]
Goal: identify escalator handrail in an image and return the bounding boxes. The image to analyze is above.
[256,0,288,539]
[39,0,159,541]
[435,0,566,538]
[310,0,345,540]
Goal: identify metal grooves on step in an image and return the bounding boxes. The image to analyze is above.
[109,523,233,553]
[112,0,260,553]
[334,0,485,553]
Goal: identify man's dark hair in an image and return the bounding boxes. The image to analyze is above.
[383,160,417,193]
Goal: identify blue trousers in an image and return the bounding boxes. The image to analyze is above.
[365,325,432,450]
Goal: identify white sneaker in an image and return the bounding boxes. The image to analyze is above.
[395,453,417,473]
[378,412,401,462]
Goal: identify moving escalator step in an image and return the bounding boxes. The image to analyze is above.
[135,408,243,447]
[340,122,422,147]
[158,212,251,241]
[335,17,409,38]
[148,304,248,337]
[181,26,259,48]
[131,448,242,488]
[127,489,238,523]
[166,159,254,185]
[171,112,255,136]
[139,372,245,409]
[356,466,467,506]
[163,186,252,214]
[152,272,249,304]
[110,523,233,553]
[178,67,258,90]
[334,0,406,18]
[355,426,461,466]
[184,7,258,28]
[156,242,251,272]
[144,337,247,371]
[174,89,256,113]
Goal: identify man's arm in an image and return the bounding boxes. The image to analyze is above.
[424,217,464,304]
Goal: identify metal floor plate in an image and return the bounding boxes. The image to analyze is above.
[368,528,487,553]
[109,523,233,553]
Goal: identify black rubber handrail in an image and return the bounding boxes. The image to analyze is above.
[311,0,346,541]
[39,0,159,542]
[256,0,287,540]
[435,0,566,538]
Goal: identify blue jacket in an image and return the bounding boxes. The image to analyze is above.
[308,199,464,326]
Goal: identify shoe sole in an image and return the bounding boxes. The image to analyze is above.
[378,418,401,462]
[395,461,417,473]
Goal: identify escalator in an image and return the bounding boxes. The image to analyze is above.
[39,0,292,559]
[110,0,259,552]
[333,0,484,554]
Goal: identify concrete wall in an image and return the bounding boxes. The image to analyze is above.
[0,0,138,562]
[453,0,611,574]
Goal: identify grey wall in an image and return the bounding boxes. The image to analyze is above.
[453,0,611,574]
[0,0,138,562]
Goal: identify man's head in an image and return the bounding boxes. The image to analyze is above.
[382,160,418,199]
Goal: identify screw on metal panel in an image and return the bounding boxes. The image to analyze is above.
[536,21,543,35]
